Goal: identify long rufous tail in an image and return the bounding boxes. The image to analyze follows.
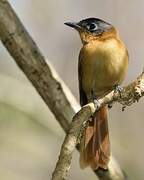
[80,106,110,170]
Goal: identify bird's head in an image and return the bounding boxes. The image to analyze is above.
[65,18,117,44]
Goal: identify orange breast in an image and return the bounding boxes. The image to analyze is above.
[79,38,128,99]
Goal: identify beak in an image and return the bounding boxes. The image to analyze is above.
[64,22,81,30]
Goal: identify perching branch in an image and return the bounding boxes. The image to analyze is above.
[52,103,95,180]
[0,0,142,180]
[51,72,144,180]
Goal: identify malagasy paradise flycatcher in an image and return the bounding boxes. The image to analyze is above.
[65,18,128,170]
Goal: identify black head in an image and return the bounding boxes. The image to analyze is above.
[65,18,113,36]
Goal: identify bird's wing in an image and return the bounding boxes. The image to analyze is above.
[78,49,88,106]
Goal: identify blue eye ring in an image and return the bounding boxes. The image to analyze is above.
[87,23,98,32]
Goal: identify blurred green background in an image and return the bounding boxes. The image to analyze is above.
[0,0,144,179]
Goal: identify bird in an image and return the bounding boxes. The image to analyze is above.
[65,18,128,170]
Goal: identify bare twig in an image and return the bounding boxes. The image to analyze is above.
[51,72,144,180]
[0,0,141,179]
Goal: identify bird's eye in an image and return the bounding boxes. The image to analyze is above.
[87,23,97,32]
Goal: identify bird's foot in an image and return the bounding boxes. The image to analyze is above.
[92,90,101,110]
[94,99,101,110]
[108,103,113,109]
[114,85,123,98]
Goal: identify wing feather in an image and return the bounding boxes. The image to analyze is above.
[78,49,88,106]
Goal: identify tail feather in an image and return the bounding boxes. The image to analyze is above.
[80,106,110,170]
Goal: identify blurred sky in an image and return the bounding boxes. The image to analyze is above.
[0,0,144,179]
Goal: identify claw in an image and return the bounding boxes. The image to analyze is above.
[114,85,123,98]
[115,85,123,92]
[108,103,113,109]
[94,99,101,110]
[91,90,101,110]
